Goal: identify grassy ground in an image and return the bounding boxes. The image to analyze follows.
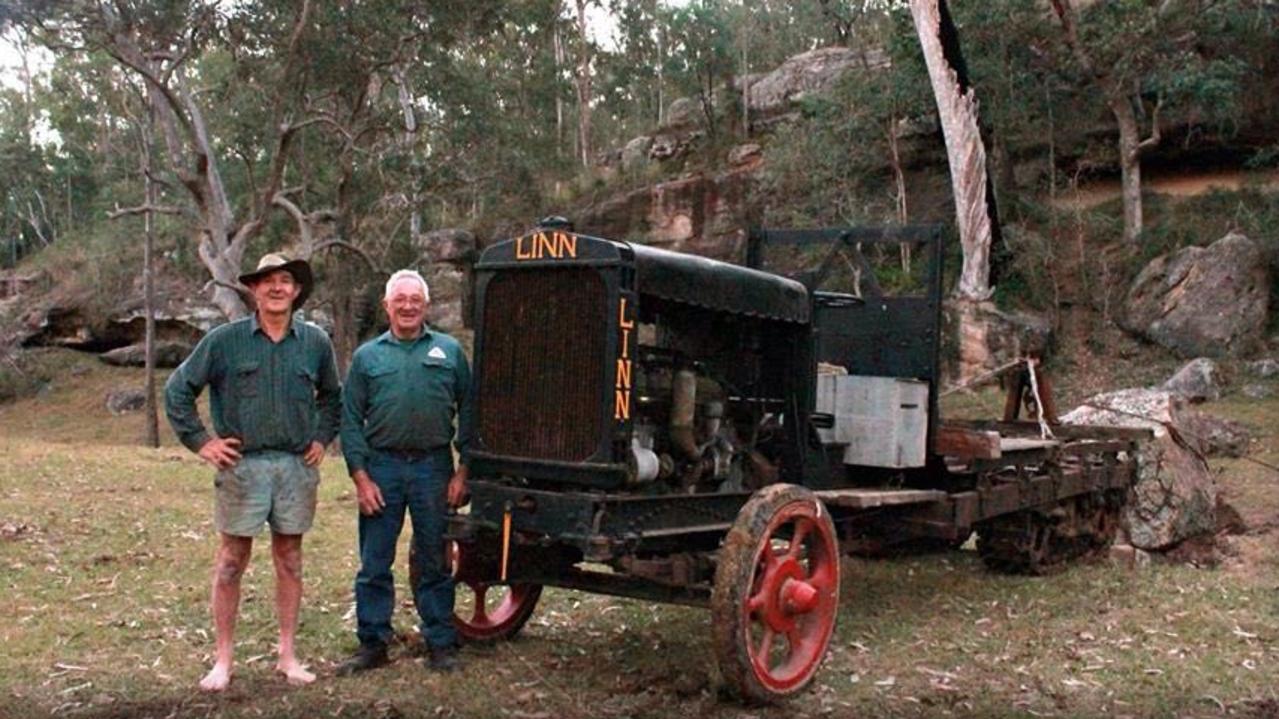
[1,349,1278,718]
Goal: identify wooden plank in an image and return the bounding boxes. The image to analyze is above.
[1000,437,1060,453]
[936,425,1002,459]
[945,419,1154,441]
[814,488,948,509]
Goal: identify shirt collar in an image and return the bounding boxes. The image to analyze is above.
[377,325,432,346]
[250,313,301,338]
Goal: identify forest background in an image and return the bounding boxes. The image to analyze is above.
[0,0,1276,369]
[1,2,1279,718]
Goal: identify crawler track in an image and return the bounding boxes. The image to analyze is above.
[977,490,1125,575]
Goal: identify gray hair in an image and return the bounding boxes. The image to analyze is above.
[384,269,430,302]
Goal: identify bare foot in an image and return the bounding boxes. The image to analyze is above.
[276,659,316,686]
[199,663,232,692]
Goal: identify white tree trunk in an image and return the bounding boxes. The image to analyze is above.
[910,0,993,301]
[1112,96,1145,244]
[573,0,593,168]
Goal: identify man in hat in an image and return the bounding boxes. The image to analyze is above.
[165,253,341,691]
[336,269,472,674]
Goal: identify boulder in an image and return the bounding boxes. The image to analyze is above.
[105,388,147,416]
[416,228,476,265]
[1120,233,1269,358]
[649,134,689,162]
[1061,388,1216,551]
[621,136,653,172]
[424,264,467,333]
[740,47,867,117]
[1177,407,1251,458]
[1245,358,1279,378]
[1241,383,1273,400]
[98,341,193,368]
[661,97,701,130]
[1160,357,1222,402]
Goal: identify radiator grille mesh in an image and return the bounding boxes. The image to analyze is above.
[477,269,609,462]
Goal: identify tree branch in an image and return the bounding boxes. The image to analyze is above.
[107,203,186,219]
[272,193,315,254]
[1138,94,1164,151]
[312,239,386,274]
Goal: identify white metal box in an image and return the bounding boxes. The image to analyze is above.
[814,374,929,469]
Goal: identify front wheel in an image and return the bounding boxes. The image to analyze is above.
[711,484,841,703]
[410,539,544,642]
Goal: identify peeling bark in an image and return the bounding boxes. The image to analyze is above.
[909,0,993,302]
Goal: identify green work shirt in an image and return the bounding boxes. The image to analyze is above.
[164,315,342,455]
[340,328,474,475]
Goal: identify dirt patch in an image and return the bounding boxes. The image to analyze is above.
[1049,168,1279,210]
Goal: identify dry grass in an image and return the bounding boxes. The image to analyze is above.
[1,349,1278,718]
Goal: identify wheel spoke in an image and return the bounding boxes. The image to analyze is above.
[747,589,768,616]
[471,585,490,623]
[786,627,804,655]
[756,627,775,666]
[806,557,836,590]
[787,519,811,559]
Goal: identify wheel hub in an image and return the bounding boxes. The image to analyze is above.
[757,556,815,632]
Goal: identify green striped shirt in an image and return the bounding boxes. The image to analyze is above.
[340,328,474,475]
[164,314,342,454]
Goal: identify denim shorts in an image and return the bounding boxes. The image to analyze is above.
[214,450,320,536]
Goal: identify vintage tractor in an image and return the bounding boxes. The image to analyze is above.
[443,222,1143,702]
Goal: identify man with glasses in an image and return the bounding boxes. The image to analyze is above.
[337,269,473,674]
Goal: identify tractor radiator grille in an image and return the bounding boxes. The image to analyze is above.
[477,268,609,462]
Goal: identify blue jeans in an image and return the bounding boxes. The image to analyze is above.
[354,450,457,649]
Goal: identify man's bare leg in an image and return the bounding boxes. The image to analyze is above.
[201,534,253,692]
[271,532,315,685]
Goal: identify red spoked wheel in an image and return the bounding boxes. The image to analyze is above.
[448,540,543,642]
[712,484,841,703]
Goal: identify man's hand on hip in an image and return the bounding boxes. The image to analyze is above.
[198,437,242,470]
[303,440,326,467]
[352,470,385,516]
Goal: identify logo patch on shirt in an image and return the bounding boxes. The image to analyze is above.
[428,346,447,359]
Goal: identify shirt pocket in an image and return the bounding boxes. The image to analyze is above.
[421,357,456,401]
[291,365,318,401]
[233,361,261,398]
[364,362,399,402]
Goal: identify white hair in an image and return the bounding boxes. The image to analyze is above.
[384,269,430,302]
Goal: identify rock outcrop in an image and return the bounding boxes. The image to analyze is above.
[1120,233,1270,358]
[1161,357,1222,403]
[415,228,476,333]
[576,169,755,260]
[98,341,193,368]
[1062,388,1216,551]
[739,46,875,119]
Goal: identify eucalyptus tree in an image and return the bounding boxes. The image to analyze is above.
[13,0,509,321]
[1048,0,1250,244]
[663,0,734,137]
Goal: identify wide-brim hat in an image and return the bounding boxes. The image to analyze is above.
[238,253,313,309]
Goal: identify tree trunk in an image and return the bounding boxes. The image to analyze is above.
[554,23,566,159]
[909,0,993,301]
[887,115,910,273]
[1111,95,1144,244]
[143,148,159,448]
[573,0,593,168]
